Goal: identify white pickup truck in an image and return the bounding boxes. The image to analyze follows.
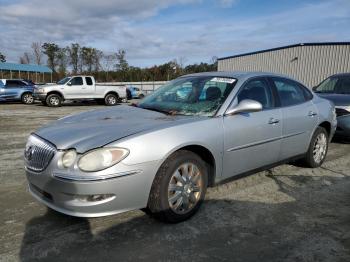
[34,76,127,107]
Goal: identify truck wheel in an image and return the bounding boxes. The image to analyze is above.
[105,93,118,106]
[21,93,34,104]
[147,150,208,223]
[301,127,329,168]
[46,94,62,107]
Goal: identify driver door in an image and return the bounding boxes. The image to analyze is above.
[222,77,282,179]
[64,77,85,99]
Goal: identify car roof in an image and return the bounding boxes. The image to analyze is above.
[180,71,296,80]
[329,73,350,78]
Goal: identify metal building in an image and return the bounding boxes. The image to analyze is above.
[218,42,350,87]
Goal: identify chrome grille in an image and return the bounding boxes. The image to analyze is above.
[24,135,56,172]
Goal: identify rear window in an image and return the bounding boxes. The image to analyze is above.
[86,77,93,86]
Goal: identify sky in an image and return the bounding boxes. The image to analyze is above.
[0,0,349,67]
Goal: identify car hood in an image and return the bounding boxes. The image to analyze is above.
[316,93,350,106]
[34,105,201,152]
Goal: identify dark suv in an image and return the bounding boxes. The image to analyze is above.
[313,73,350,138]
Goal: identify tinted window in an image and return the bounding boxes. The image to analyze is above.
[273,78,306,106]
[86,77,93,86]
[335,77,350,94]
[6,80,24,87]
[70,77,83,86]
[237,78,274,109]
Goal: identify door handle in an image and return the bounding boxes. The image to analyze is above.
[268,118,280,125]
[308,111,317,117]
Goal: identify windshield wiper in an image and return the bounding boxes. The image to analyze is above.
[140,106,171,115]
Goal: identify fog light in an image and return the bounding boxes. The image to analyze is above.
[73,194,115,202]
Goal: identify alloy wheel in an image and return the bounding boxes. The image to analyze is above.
[313,133,327,163]
[50,96,60,106]
[168,162,203,214]
[23,94,34,104]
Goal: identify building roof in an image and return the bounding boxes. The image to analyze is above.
[0,62,52,73]
[218,42,350,61]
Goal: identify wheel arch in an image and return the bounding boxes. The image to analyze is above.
[47,91,64,100]
[318,121,332,137]
[104,91,119,98]
[169,144,217,187]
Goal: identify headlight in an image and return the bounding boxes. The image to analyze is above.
[61,150,77,168]
[78,148,129,172]
[37,88,45,93]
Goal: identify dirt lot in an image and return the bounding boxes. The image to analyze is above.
[0,102,349,262]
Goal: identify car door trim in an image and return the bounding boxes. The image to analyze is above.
[227,131,305,152]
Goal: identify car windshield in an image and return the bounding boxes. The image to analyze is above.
[138,75,237,116]
[57,77,71,85]
[314,77,338,93]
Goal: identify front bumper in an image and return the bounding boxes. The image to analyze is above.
[26,160,159,217]
[335,115,350,138]
[33,92,47,101]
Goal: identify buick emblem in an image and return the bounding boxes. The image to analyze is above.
[25,146,35,161]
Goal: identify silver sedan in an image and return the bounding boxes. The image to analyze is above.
[24,72,337,223]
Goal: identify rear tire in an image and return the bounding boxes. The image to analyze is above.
[301,127,329,168]
[104,93,119,106]
[147,150,208,223]
[46,94,62,107]
[21,93,34,104]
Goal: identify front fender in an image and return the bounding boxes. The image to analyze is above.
[111,117,225,181]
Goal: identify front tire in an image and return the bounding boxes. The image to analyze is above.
[46,94,62,107]
[147,150,208,223]
[21,93,34,104]
[104,93,118,106]
[302,127,329,168]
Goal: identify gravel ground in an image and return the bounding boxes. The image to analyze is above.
[0,102,349,262]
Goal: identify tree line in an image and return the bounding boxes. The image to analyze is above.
[0,43,217,82]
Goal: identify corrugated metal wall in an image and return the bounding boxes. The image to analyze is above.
[218,45,350,87]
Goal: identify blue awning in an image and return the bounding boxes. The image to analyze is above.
[0,62,52,73]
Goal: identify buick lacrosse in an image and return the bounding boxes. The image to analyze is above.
[24,72,336,222]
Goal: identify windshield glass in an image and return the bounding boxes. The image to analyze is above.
[57,77,71,85]
[315,77,338,93]
[138,76,237,116]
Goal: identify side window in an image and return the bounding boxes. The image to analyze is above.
[237,78,274,109]
[70,77,83,86]
[85,77,93,86]
[335,77,350,94]
[272,78,306,107]
[6,80,22,88]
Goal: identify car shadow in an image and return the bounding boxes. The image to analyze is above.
[19,174,350,262]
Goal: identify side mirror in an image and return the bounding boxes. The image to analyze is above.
[225,99,263,116]
[67,82,72,86]
[312,86,317,91]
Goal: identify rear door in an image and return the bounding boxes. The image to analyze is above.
[222,77,283,179]
[270,77,318,160]
[84,77,95,97]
